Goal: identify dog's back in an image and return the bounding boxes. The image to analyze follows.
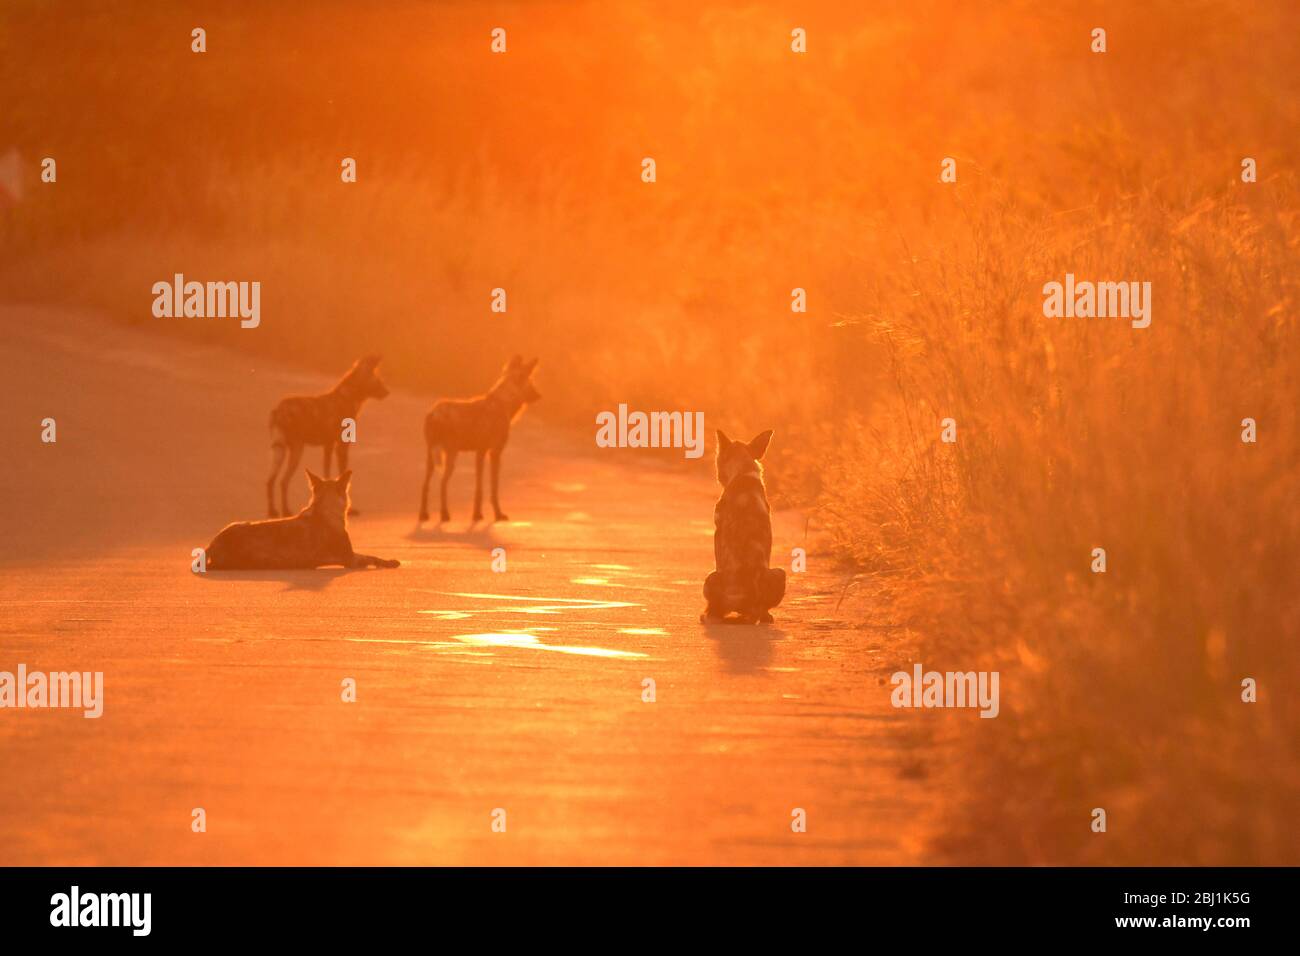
[714,471,774,601]
[270,356,388,450]
[270,395,345,449]
[207,511,353,570]
[425,394,505,451]
[424,356,541,453]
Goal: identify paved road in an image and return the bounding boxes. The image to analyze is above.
[0,307,935,864]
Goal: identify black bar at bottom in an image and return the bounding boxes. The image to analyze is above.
[0,866,1288,942]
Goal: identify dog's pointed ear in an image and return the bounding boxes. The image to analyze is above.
[339,469,353,487]
[747,429,774,459]
[525,357,540,374]
[305,469,323,490]
[716,429,732,451]
[508,354,523,369]
[363,354,382,368]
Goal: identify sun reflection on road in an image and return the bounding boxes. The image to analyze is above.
[449,631,647,658]
[414,590,653,659]
[418,591,639,620]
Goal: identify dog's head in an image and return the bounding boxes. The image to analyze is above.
[305,469,352,525]
[344,355,389,400]
[496,355,541,407]
[715,429,773,486]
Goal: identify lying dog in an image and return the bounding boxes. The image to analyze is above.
[207,470,398,570]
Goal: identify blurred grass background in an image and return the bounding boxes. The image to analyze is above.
[3,0,1297,863]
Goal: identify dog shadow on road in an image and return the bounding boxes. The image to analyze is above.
[405,522,501,546]
[701,620,788,674]
[196,568,360,591]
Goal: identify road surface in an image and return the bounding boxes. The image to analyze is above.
[0,306,937,864]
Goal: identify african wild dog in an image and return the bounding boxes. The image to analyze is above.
[207,470,399,570]
[419,355,540,523]
[266,356,388,517]
[701,429,786,624]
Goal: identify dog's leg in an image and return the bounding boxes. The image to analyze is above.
[489,448,508,521]
[756,568,786,624]
[419,444,436,522]
[267,440,287,517]
[472,450,486,522]
[280,443,304,516]
[700,570,727,622]
[353,552,400,569]
[440,449,458,522]
[336,442,358,515]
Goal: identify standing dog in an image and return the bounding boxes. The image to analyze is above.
[702,429,786,624]
[419,355,540,523]
[266,356,388,517]
[207,470,399,570]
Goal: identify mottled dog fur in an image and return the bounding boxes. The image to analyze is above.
[702,429,785,624]
[419,355,540,523]
[208,470,398,570]
[267,356,389,517]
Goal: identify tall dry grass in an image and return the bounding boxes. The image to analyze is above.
[3,0,1297,862]
[819,181,1299,863]
[794,4,1300,864]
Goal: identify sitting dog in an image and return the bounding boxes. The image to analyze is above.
[206,470,399,570]
[701,429,786,624]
